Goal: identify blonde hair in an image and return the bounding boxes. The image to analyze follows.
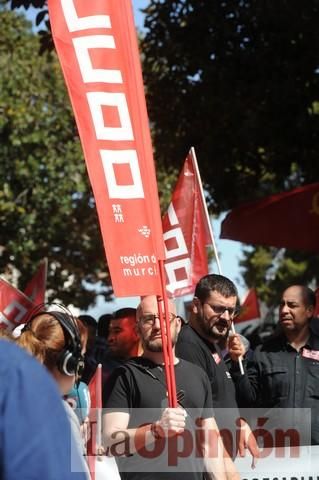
[17,313,87,372]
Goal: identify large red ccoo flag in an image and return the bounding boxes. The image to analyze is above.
[221,182,319,252]
[162,150,211,297]
[48,0,165,297]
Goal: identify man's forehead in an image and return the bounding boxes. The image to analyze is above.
[110,316,135,328]
[205,290,237,304]
[140,296,176,314]
[282,286,303,302]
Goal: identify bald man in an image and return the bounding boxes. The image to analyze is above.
[229,284,319,445]
[103,296,239,480]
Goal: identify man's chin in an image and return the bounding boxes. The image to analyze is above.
[210,328,228,340]
[145,340,163,352]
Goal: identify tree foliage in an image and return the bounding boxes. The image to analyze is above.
[6,0,319,308]
[0,9,112,308]
[140,0,319,305]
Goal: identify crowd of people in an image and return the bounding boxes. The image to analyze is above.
[1,274,318,479]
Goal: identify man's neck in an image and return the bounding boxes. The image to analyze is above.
[142,349,179,365]
[285,325,310,351]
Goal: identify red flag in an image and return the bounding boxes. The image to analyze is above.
[24,258,47,305]
[88,364,102,412]
[162,150,211,297]
[48,0,165,297]
[236,288,261,323]
[221,182,319,252]
[87,364,102,479]
[0,278,34,331]
[314,288,319,317]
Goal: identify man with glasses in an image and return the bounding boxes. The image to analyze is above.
[103,295,239,480]
[176,274,258,461]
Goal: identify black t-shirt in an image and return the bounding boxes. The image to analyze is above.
[176,324,241,456]
[176,325,238,410]
[103,357,214,480]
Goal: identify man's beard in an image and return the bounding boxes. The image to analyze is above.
[198,314,229,341]
[143,329,179,352]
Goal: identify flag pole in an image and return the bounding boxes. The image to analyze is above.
[190,147,244,375]
[158,259,178,407]
[156,294,173,407]
[190,147,222,274]
[96,363,102,448]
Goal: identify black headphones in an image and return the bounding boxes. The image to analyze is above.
[25,306,84,377]
[51,311,84,377]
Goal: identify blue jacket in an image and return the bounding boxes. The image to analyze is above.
[0,338,88,480]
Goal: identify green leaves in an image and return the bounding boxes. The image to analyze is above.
[141,0,319,306]
[0,9,112,308]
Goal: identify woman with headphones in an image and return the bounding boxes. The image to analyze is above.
[16,308,90,479]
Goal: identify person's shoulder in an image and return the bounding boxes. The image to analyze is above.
[0,338,46,377]
[178,357,208,376]
[177,323,202,346]
[178,358,212,390]
[0,338,27,365]
[310,317,319,337]
[178,323,194,337]
[0,339,64,402]
[254,333,284,353]
[106,356,146,382]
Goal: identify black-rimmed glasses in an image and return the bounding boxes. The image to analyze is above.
[139,313,178,326]
[203,303,238,317]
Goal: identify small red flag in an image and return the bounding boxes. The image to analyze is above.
[236,288,261,323]
[88,363,102,412]
[221,182,319,252]
[162,150,211,297]
[314,288,319,317]
[0,277,34,331]
[87,364,102,479]
[24,258,47,305]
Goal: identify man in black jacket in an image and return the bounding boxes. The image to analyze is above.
[176,274,258,461]
[229,284,318,445]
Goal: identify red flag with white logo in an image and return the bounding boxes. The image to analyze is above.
[236,288,261,323]
[162,149,211,297]
[0,277,34,331]
[221,182,319,252]
[24,258,47,305]
[48,0,164,297]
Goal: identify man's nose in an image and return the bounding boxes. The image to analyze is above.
[152,315,161,328]
[281,303,289,313]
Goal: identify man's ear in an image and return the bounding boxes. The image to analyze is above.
[306,305,315,319]
[192,297,200,314]
[135,322,141,338]
[175,315,182,334]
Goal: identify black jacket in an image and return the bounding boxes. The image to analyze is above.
[230,329,319,444]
